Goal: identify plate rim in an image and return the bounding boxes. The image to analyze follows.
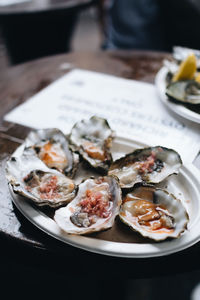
[9,136,200,258]
[155,66,200,124]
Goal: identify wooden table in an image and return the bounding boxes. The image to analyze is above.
[0,51,200,280]
[0,0,97,64]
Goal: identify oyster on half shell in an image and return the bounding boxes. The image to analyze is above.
[108,146,182,189]
[119,185,189,241]
[69,116,114,174]
[54,176,122,234]
[26,128,79,178]
[6,148,76,207]
[166,80,200,105]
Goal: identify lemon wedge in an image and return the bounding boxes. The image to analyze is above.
[172,53,197,81]
[195,73,200,83]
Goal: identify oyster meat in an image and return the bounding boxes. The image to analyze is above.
[69,116,114,174]
[166,80,200,105]
[54,176,122,234]
[6,148,76,207]
[26,128,79,178]
[119,185,189,241]
[108,146,182,189]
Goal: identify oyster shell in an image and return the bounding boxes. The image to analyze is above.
[108,146,182,189]
[54,176,122,234]
[166,80,200,105]
[6,148,76,207]
[69,116,114,174]
[119,185,189,241]
[26,128,79,178]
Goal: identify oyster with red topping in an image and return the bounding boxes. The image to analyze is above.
[54,176,121,234]
[108,146,182,189]
[6,148,76,207]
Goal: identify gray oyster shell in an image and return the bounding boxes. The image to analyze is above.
[119,184,189,241]
[26,128,79,178]
[6,147,76,207]
[108,146,182,189]
[54,176,122,234]
[69,116,114,174]
[166,80,200,105]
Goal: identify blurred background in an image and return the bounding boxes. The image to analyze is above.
[1,0,200,68]
[0,5,101,70]
[1,0,200,299]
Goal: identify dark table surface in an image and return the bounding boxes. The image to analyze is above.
[1,50,200,279]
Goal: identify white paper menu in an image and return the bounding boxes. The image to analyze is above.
[4,69,200,164]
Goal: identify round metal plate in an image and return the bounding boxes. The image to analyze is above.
[10,136,200,258]
[155,66,200,124]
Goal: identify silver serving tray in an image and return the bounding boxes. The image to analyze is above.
[10,136,200,258]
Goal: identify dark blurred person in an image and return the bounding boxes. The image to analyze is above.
[101,0,200,51]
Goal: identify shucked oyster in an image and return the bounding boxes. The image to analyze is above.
[26,128,79,178]
[108,146,182,189]
[119,185,189,241]
[166,80,200,105]
[69,116,114,174]
[54,176,122,234]
[6,148,76,207]
[164,49,200,105]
